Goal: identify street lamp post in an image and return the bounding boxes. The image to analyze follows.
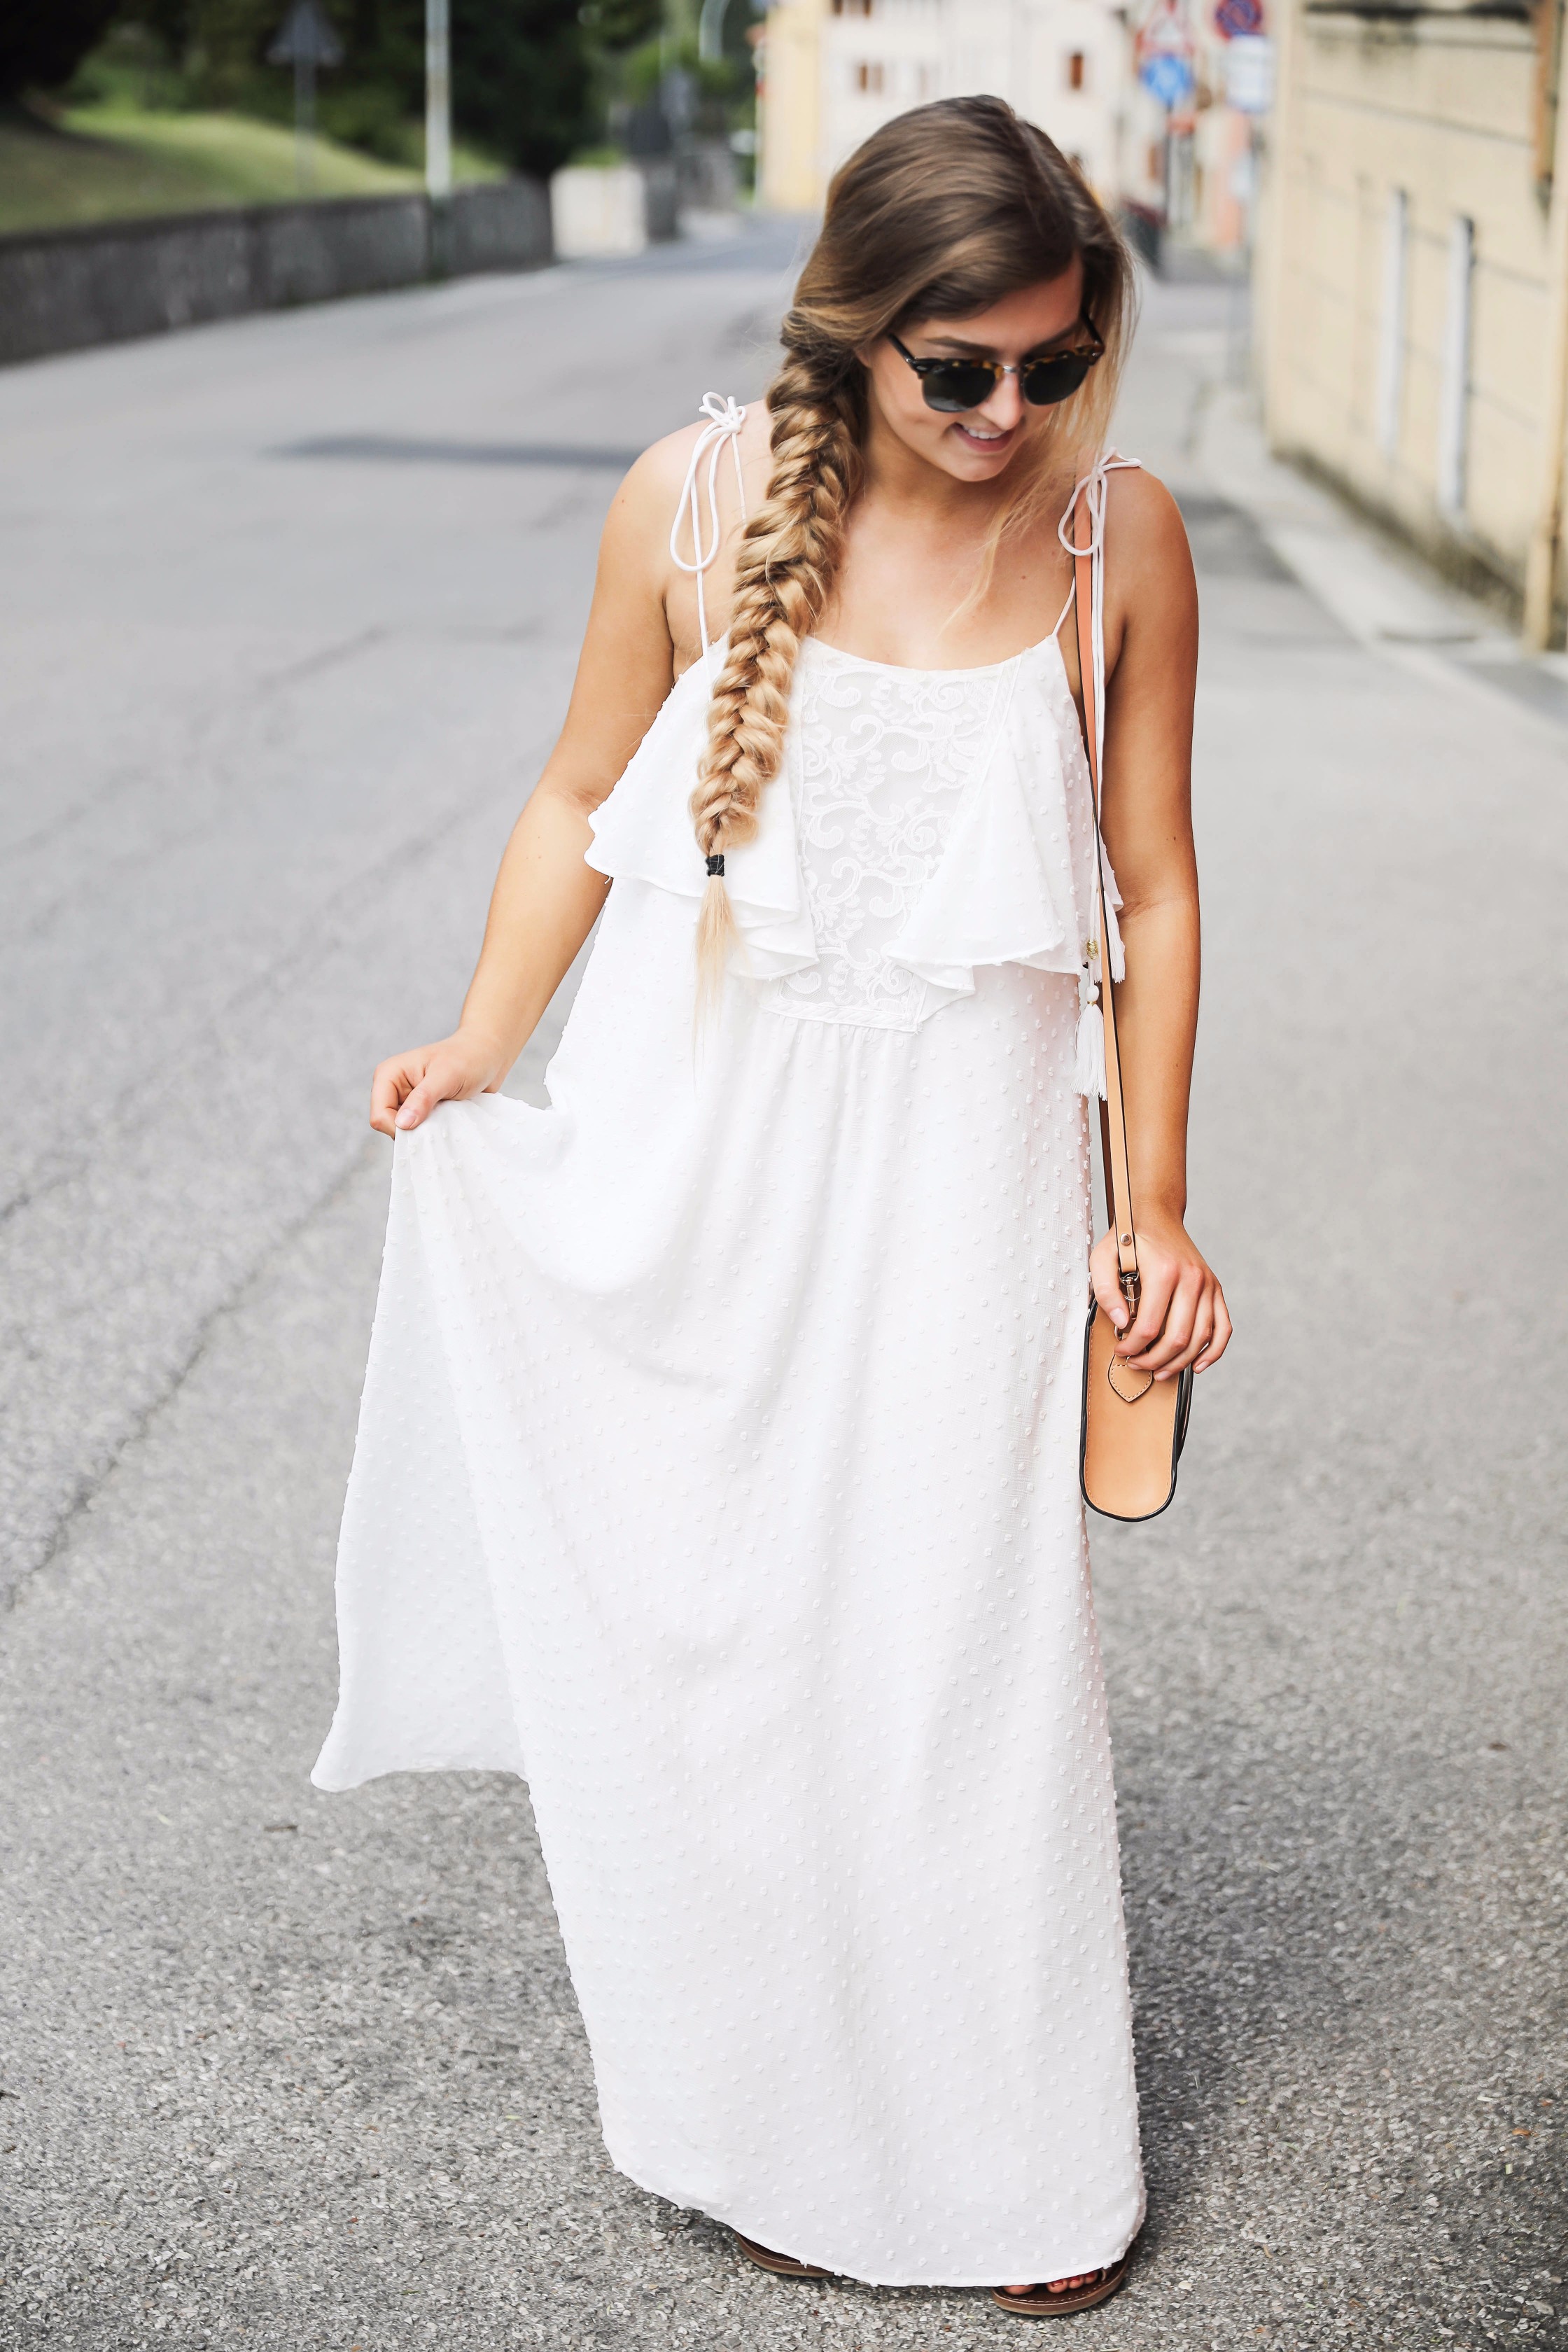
[426,0,452,204]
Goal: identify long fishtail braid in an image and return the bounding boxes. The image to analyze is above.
[690,347,863,997]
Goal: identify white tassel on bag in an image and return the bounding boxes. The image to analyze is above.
[1074,973,1106,1100]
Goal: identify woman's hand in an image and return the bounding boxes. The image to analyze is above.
[1088,1206,1231,1379]
[369,1028,507,1138]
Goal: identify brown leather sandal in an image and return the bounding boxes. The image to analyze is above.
[990,2250,1131,2317]
[733,2229,832,2279]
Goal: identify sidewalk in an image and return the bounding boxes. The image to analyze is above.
[1177,300,1568,734]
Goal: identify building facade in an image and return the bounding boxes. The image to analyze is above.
[757,0,1135,214]
[1256,0,1568,634]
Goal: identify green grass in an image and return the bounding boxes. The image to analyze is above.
[0,104,503,238]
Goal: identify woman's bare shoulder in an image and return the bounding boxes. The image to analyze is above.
[1105,463,1195,583]
[603,401,769,561]
[605,424,699,536]
[620,402,769,503]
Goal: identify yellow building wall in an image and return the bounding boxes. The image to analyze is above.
[760,0,823,214]
[1259,0,1557,597]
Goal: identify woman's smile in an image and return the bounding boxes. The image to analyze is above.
[950,416,1022,455]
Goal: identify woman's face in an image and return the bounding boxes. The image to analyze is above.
[860,264,1088,484]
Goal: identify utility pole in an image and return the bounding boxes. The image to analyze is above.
[426,0,452,203]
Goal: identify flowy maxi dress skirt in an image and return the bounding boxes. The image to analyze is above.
[313,631,1146,2286]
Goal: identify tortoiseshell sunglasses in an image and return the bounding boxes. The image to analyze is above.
[888,321,1105,414]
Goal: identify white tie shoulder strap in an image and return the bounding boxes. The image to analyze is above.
[1065,455,1195,1522]
[669,392,748,680]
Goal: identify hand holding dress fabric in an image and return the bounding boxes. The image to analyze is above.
[370,1030,507,1137]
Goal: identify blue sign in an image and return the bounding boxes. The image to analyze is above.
[1140,51,1196,108]
[1214,0,1263,34]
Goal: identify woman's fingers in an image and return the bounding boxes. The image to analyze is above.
[372,1046,454,1138]
[1130,1268,1204,1373]
[396,1039,498,1131]
[1195,1284,1233,1372]
[395,1074,447,1132]
[370,1054,420,1138]
[1118,1259,1177,1359]
[1149,1287,1213,1379]
[1088,1234,1130,1332]
[1091,1220,1233,1378]
[1140,1274,1233,1379]
[370,1034,502,1139]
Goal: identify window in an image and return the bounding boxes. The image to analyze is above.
[832,0,875,15]
[1437,214,1474,517]
[855,60,886,93]
[1065,50,1087,91]
[1376,188,1408,460]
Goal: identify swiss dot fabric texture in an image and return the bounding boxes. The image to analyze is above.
[314,621,1145,2287]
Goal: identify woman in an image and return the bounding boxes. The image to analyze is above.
[314,97,1229,2316]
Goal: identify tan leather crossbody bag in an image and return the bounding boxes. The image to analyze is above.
[1072,479,1194,1521]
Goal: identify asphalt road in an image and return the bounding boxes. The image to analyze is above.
[1,225,1563,2352]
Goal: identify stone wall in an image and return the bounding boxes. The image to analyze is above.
[0,180,552,369]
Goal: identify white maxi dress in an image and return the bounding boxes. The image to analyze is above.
[314,420,1146,2288]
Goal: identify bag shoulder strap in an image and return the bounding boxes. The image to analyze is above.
[1070,462,1140,1298]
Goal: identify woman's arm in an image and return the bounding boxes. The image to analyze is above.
[1091,472,1232,1376]
[370,442,690,1138]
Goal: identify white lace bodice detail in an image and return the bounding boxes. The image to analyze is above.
[584,414,1133,1072]
[586,405,1133,1080]
[584,620,1123,1045]
[765,641,1017,1032]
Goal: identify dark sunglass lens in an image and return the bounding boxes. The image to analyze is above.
[1021,354,1093,407]
[919,362,1000,414]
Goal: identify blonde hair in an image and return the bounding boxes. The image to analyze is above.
[690,96,1135,996]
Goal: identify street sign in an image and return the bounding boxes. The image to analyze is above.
[1140,51,1196,108]
[267,0,343,68]
[1214,0,1264,38]
[267,0,342,196]
[1226,33,1275,113]
[1136,0,1196,110]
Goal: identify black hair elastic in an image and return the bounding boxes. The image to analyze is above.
[706,854,725,877]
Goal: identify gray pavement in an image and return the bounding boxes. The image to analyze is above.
[1,228,1563,2351]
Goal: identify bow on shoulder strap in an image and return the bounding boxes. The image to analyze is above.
[669,393,748,677]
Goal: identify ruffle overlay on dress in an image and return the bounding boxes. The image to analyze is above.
[584,636,1124,1011]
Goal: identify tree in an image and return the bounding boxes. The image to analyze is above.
[447,0,593,176]
[0,1,124,102]
[328,0,594,177]
[579,0,662,48]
